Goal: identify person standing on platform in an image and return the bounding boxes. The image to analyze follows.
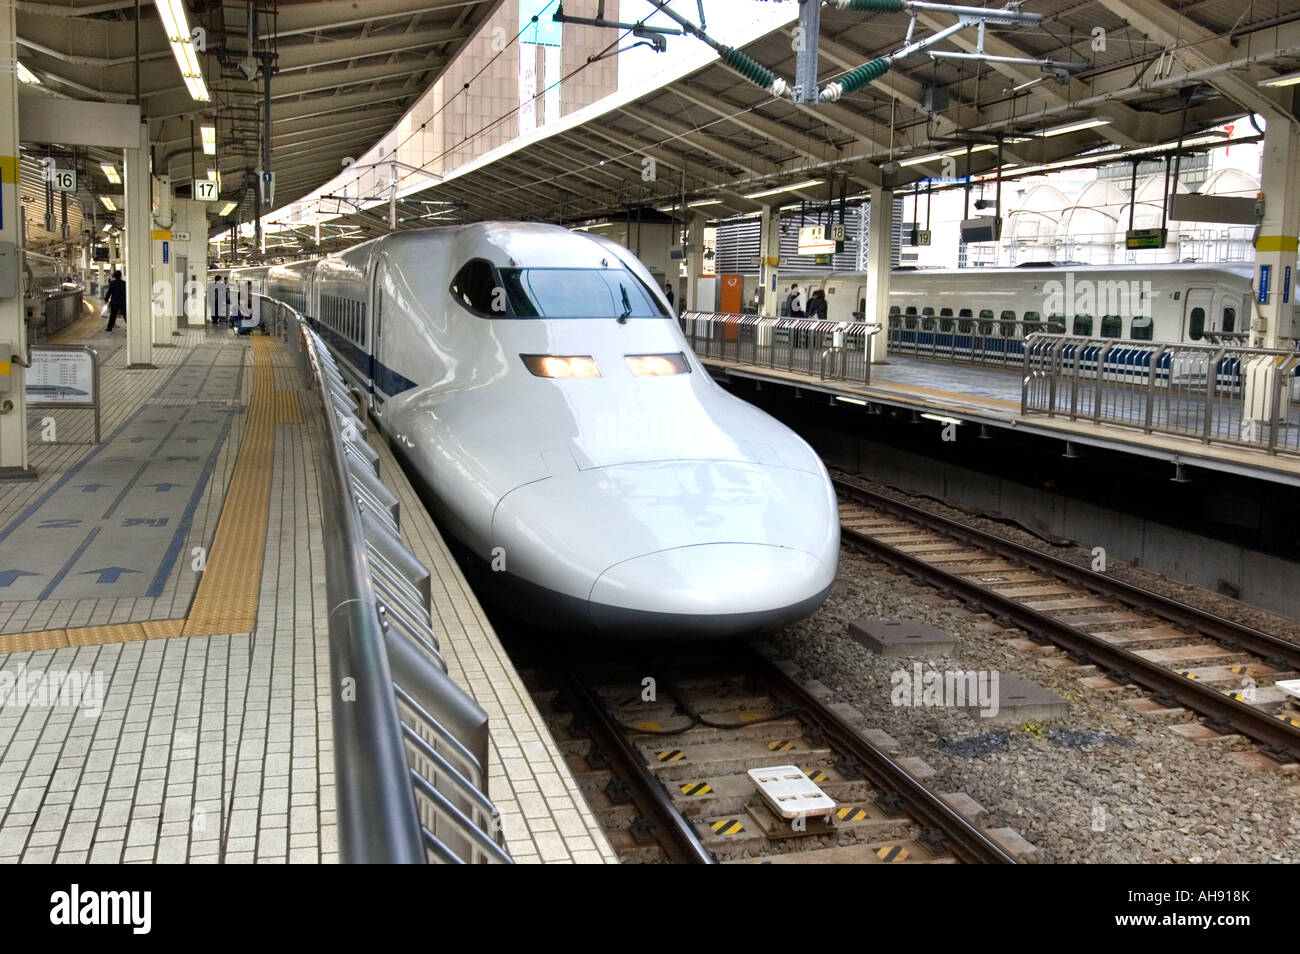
[785,283,805,318]
[211,275,227,324]
[104,269,126,332]
[664,282,675,313]
[808,289,828,321]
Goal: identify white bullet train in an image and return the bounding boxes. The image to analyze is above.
[778,262,1296,344]
[248,223,840,638]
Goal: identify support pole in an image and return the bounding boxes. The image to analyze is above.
[758,203,781,319]
[0,0,31,477]
[1254,110,1300,349]
[125,120,154,367]
[865,184,893,363]
[684,210,705,312]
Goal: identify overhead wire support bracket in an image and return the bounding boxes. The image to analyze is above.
[818,0,1047,102]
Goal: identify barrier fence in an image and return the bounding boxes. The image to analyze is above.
[1022,334,1300,456]
[261,296,512,864]
[680,311,880,383]
[886,316,1066,368]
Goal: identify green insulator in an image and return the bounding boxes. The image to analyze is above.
[845,0,905,12]
[837,58,890,95]
[720,46,775,91]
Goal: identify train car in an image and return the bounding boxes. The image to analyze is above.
[259,222,839,638]
[777,263,1278,344]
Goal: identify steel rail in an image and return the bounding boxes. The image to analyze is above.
[833,479,1300,761]
[833,477,1300,672]
[743,649,1019,864]
[553,655,716,864]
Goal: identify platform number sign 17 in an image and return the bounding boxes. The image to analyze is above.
[195,179,219,202]
[51,168,76,193]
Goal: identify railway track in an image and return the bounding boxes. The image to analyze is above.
[516,640,1023,864]
[833,475,1300,764]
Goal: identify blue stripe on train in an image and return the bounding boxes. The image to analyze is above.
[304,314,419,402]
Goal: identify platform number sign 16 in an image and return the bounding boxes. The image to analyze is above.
[51,168,76,193]
[195,179,219,202]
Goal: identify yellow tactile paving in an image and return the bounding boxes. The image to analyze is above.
[183,336,279,637]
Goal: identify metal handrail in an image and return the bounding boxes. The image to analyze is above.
[680,311,880,383]
[260,295,510,863]
[1022,332,1300,456]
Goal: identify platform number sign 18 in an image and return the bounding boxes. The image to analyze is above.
[195,179,219,202]
[51,168,76,193]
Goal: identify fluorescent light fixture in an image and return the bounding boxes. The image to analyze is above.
[921,413,962,425]
[200,124,216,155]
[155,0,210,102]
[744,179,823,199]
[897,144,996,168]
[16,62,40,85]
[101,163,121,184]
[654,198,724,212]
[1259,70,1300,88]
[219,201,238,216]
[1040,118,1112,137]
[836,396,868,406]
[100,196,117,211]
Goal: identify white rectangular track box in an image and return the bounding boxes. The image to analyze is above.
[747,765,836,819]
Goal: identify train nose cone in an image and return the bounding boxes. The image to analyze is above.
[588,542,832,637]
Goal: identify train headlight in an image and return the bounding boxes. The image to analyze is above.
[625,353,689,376]
[521,354,602,378]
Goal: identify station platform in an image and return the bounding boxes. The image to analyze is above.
[0,319,615,864]
[702,355,1300,487]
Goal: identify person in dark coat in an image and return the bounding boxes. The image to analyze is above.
[104,270,126,331]
[808,289,829,321]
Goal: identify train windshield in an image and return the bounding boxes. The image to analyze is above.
[498,267,667,319]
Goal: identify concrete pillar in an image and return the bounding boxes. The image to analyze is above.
[124,120,153,367]
[150,174,177,341]
[684,211,705,312]
[758,203,781,318]
[1254,113,1300,349]
[0,2,31,476]
[865,184,893,363]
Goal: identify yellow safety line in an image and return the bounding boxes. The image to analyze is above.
[182,336,278,636]
[0,337,299,655]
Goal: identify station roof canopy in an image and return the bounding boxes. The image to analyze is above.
[310,0,1300,244]
[14,0,504,219]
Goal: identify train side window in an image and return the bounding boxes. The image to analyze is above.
[999,310,1017,337]
[1100,314,1122,338]
[1073,314,1093,336]
[1131,315,1153,340]
[888,305,901,329]
[1047,313,1066,333]
[449,259,504,316]
[978,309,995,335]
[938,307,954,332]
[1188,306,1205,341]
[921,306,935,330]
[1222,306,1236,333]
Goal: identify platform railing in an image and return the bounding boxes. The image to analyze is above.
[1022,333,1300,456]
[886,316,1066,369]
[680,311,880,384]
[260,296,512,864]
